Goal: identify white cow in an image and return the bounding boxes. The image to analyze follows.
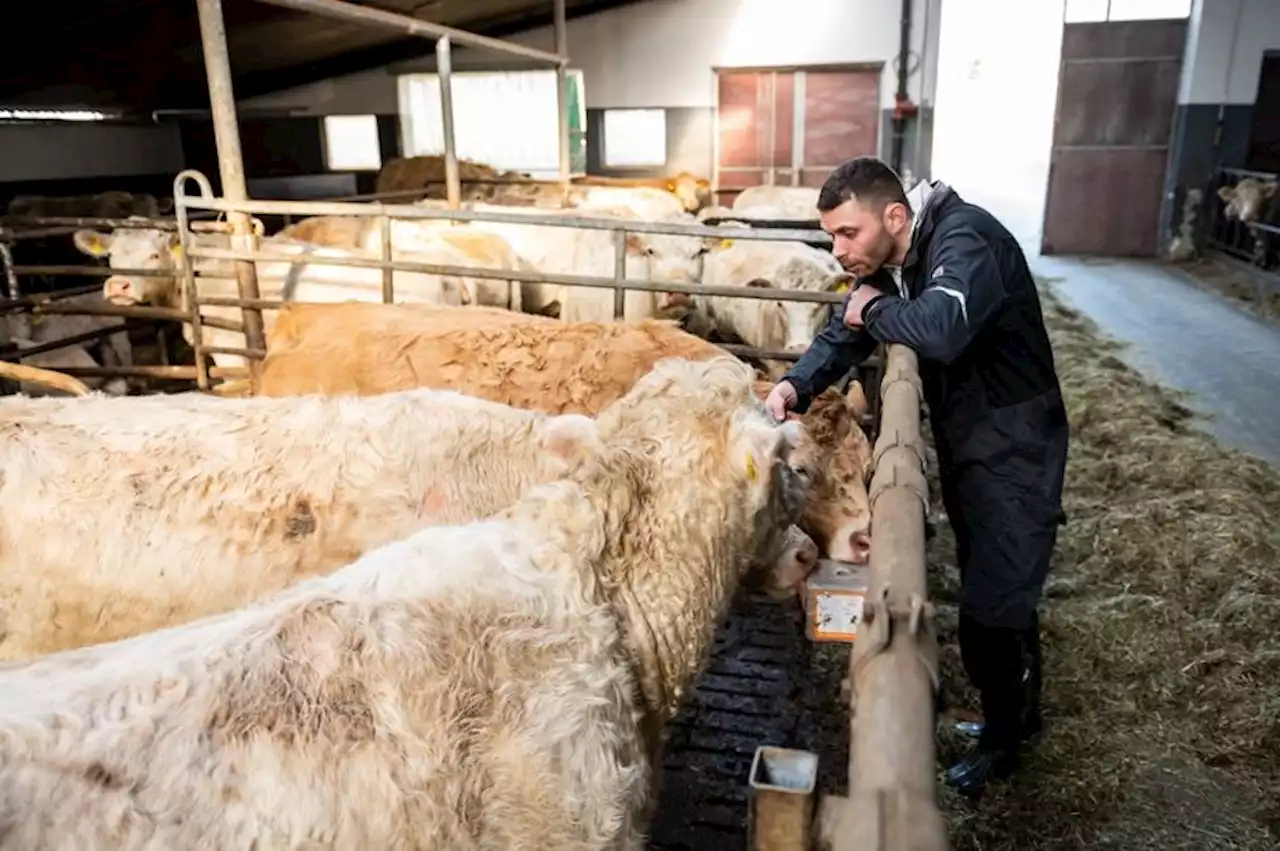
[0,382,605,660]
[436,201,707,324]
[72,222,484,369]
[700,238,852,379]
[3,292,133,395]
[0,355,808,850]
[731,185,821,220]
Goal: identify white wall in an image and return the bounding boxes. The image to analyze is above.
[1178,0,1280,104]
[930,0,1067,245]
[245,0,942,114]
[0,123,184,183]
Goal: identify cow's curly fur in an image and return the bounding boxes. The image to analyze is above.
[0,386,600,661]
[0,356,804,851]
[256,302,872,560]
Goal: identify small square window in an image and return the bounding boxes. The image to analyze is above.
[603,108,667,168]
[323,114,383,171]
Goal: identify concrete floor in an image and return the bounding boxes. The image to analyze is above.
[1027,250,1280,466]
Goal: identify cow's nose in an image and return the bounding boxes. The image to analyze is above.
[846,529,872,564]
[103,276,136,304]
[828,525,872,564]
[794,533,819,573]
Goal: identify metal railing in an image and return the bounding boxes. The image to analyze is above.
[0,214,244,386]
[1202,166,1280,289]
[167,168,875,389]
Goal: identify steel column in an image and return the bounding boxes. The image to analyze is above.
[195,0,267,384]
[555,0,571,201]
[436,36,462,210]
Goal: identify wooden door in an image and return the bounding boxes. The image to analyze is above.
[714,65,881,206]
[1040,18,1186,256]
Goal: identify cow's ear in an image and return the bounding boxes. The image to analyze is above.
[735,416,804,490]
[539,413,601,464]
[844,379,869,421]
[1217,185,1235,202]
[73,229,112,257]
[828,273,855,294]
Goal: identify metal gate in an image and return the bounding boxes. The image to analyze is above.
[1040,18,1187,257]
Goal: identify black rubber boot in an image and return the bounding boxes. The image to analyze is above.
[944,613,1040,799]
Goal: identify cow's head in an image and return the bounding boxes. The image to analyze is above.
[774,380,873,564]
[74,222,182,307]
[1217,178,1278,223]
[666,172,714,213]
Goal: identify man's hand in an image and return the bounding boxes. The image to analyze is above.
[764,380,798,422]
[842,283,884,328]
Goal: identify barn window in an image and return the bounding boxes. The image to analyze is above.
[398,69,587,178]
[602,109,667,168]
[322,114,383,171]
[1065,0,1191,22]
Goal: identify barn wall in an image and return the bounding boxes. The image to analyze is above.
[0,122,183,195]
[1163,0,1280,239]
[242,0,943,184]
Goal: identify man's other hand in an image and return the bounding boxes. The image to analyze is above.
[842,283,883,328]
[764,380,798,422]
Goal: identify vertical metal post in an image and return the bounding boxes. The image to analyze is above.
[380,215,395,303]
[612,228,626,319]
[436,35,462,210]
[173,184,211,391]
[554,0,571,203]
[195,0,267,385]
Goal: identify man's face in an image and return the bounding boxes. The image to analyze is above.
[820,196,908,279]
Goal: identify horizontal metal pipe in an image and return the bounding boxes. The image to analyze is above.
[0,215,223,233]
[717,343,882,369]
[36,364,245,381]
[250,0,566,65]
[9,265,181,281]
[0,283,104,312]
[1,320,144,361]
[175,195,832,242]
[203,345,266,359]
[187,246,849,304]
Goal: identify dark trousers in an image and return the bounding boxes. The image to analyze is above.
[934,392,1068,748]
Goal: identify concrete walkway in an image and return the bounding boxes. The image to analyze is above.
[1027,252,1280,467]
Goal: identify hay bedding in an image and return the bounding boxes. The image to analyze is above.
[803,278,1280,850]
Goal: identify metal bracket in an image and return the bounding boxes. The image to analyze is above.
[848,587,941,702]
[870,424,926,472]
[867,452,930,515]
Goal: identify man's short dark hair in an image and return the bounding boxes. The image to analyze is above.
[817,157,910,215]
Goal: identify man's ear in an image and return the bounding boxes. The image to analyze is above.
[538,413,601,465]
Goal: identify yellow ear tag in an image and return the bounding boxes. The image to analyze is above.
[719,238,734,249]
[170,244,184,263]
[746,453,759,482]
[836,281,850,293]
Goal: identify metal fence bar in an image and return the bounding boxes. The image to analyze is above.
[838,343,947,851]
[196,0,267,389]
[184,244,849,305]
[612,229,626,319]
[380,216,394,303]
[250,0,565,64]
[436,35,462,210]
[554,0,571,201]
[174,194,832,243]
[174,171,214,390]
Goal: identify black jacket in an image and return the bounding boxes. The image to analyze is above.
[783,181,1068,514]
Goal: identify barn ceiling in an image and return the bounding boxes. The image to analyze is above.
[0,0,640,114]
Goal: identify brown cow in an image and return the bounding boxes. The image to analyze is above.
[254,301,874,563]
